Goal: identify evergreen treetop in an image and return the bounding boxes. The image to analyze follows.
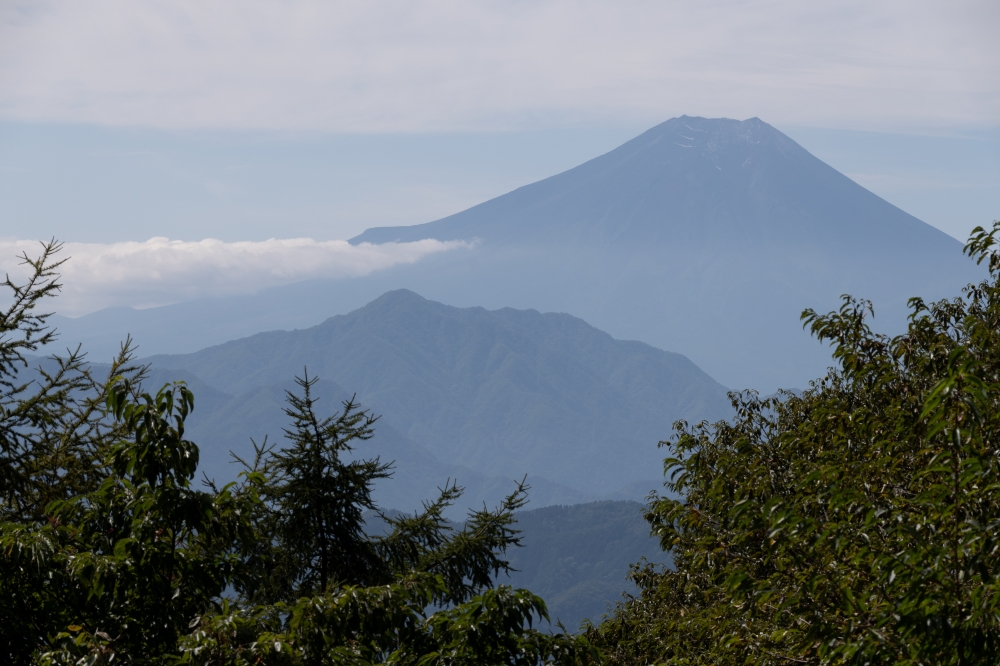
[0,242,597,665]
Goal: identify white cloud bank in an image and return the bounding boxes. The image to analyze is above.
[0,237,470,316]
[1,0,997,133]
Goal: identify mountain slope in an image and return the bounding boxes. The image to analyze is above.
[9,356,583,512]
[145,290,731,495]
[352,116,945,253]
[180,376,590,512]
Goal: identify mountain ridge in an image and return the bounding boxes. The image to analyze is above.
[144,289,731,495]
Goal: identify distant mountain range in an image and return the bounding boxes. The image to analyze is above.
[161,372,581,512]
[143,290,731,501]
[52,116,981,391]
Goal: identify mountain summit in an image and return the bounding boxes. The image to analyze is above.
[351,116,950,255]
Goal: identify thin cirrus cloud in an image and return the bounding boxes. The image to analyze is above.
[0,0,997,133]
[0,237,471,316]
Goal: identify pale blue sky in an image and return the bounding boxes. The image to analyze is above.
[1,121,997,245]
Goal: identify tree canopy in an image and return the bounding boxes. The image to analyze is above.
[590,222,1000,665]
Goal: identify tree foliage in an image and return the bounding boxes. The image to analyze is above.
[590,222,1000,665]
[0,242,597,665]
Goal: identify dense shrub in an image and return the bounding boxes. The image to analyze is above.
[591,223,1000,665]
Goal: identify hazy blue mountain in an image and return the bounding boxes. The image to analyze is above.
[353,115,936,249]
[50,116,979,391]
[23,358,668,628]
[145,289,731,496]
[16,355,588,513]
[347,116,980,389]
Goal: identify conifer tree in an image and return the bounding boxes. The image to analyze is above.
[261,374,389,599]
[0,242,597,664]
[0,241,143,525]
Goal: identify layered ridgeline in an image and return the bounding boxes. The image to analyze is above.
[144,289,731,501]
[52,116,977,390]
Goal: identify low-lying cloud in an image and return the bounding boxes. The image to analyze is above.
[0,237,470,316]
